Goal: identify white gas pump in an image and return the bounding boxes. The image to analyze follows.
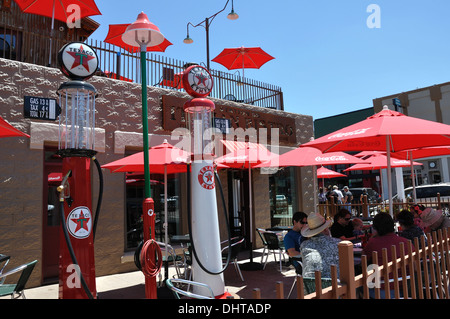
[182,65,225,297]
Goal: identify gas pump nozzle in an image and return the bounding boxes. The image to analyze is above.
[57,170,72,201]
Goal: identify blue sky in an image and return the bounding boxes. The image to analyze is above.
[89,0,450,120]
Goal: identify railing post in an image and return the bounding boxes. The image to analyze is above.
[338,241,356,299]
[363,195,368,218]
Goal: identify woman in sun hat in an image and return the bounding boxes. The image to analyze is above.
[300,212,341,278]
[419,207,450,232]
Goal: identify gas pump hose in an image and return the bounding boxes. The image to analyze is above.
[58,170,94,299]
[140,239,163,278]
[91,156,103,241]
[185,164,232,275]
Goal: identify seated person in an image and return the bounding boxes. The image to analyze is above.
[363,212,415,298]
[397,209,427,249]
[330,208,362,241]
[351,218,364,243]
[284,211,308,271]
[300,212,340,279]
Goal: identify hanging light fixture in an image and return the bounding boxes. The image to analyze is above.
[227,0,239,20]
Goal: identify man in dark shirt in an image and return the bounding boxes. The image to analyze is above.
[330,208,356,240]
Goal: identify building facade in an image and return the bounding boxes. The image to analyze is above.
[0,57,313,287]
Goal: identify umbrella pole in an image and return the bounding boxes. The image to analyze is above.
[48,0,56,66]
[386,136,393,217]
[410,151,417,203]
[164,165,168,280]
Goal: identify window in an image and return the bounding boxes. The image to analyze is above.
[269,167,297,227]
[0,28,21,60]
[125,169,182,250]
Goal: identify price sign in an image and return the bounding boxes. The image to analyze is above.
[24,96,61,121]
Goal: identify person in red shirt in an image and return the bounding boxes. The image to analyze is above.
[363,212,415,298]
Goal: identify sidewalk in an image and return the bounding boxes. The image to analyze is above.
[4,248,298,299]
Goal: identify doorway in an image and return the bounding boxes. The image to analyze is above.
[227,169,250,249]
[42,147,62,284]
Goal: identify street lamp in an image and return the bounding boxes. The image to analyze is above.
[121,11,165,299]
[183,0,238,70]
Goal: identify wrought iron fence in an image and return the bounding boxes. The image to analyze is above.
[87,39,284,110]
[1,2,283,110]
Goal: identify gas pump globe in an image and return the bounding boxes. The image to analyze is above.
[182,65,225,297]
[58,81,96,153]
[56,42,99,299]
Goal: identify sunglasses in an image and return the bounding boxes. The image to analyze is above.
[300,220,307,225]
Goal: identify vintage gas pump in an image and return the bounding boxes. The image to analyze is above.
[56,42,100,299]
[182,65,226,297]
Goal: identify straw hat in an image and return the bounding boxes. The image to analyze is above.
[301,212,332,237]
[420,208,443,227]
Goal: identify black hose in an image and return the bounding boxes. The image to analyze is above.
[59,200,94,299]
[186,163,232,275]
[92,156,103,241]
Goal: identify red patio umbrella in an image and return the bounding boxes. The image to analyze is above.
[212,46,274,79]
[302,106,450,214]
[0,116,30,138]
[317,166,347,179]
[254,146,366,168]
[104,24,173,53]
[344,154,422,172]
[344,154,423,202]
[13,0,102,65]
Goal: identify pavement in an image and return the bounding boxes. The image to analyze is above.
[2,248,299,300]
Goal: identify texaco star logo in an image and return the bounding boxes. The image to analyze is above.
[67,206,92,239]
[198,166,215,190]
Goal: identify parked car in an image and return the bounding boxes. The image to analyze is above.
[391,183,450,213]
[395,183,450,200]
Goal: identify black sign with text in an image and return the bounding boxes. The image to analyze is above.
[24,96,61,121]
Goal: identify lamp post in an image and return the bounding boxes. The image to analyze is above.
[183,0,238,70]
[121,11,165,299]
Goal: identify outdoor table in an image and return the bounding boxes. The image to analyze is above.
[170,234,191,245]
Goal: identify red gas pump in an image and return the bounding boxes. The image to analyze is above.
[56,42,101,299]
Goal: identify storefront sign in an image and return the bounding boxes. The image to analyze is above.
[162,95,296,145]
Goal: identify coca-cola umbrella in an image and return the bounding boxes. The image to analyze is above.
[316,166,347,189]
[104,24,173,53]
[302,106,450,214]
[255,146,365,208]
[384,147,450,202]
[13,0,102,65]
[102,140,191,279]
[344,154,423,200]
[215,143,279,270]
[212,46,274,80]
[0,116,30,138]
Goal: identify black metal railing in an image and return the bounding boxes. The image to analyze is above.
[88,39,283,110]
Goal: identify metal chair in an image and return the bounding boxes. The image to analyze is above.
[256,228,269,264]
[0,260,38,299]
[262,231,286,271]
[0,254,10,285]
[221,237,245,281]
[287,256,303,299]
[156,241,184,281]
[303,276,333,295]
[165,278,215,299]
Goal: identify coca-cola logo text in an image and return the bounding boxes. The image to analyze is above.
[328,128,371,139]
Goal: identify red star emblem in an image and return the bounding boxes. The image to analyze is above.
[195,74,208,86]
[67,45,96,72]
[70,210,90,233]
